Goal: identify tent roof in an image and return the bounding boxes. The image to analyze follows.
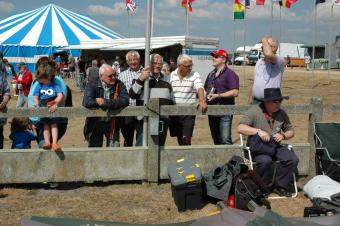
[61,36,219,51]
[0,4,123,47]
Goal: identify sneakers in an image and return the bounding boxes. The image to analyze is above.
[273,187,292,197]
[51,143,61,151]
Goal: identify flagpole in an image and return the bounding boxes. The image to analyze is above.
[232,19,236,71]
[143,0,152,146]
[279,4,282,55]
[127,10,130,38]
[186,0,189,36]
[242,4,247,87]
[312,3,317,88]
[327,4,334,84]
[270,0,273,36]
[151,0,154,37]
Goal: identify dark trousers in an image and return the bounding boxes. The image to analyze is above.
[88,121,110,147]
[120,117,135,147]
[249,135,299,189]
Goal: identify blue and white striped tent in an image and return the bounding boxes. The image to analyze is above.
[0,4,124,71]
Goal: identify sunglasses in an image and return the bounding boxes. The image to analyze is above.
[213,55,224,59]
[181,64,193,68]
[272,99,283,104]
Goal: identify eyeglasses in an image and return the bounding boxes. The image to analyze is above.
[213,55,224,59]
[107,73,117,78]
[152,62,163,66]
[272,99,283,104]
[181,64,193,68]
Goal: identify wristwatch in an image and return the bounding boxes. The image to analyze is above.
[256,129,262,135]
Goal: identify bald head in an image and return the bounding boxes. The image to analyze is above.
[267,37,279,53]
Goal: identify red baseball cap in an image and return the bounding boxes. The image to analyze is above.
[210,49,228,60]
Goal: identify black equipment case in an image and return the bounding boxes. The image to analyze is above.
[168,159,203,211]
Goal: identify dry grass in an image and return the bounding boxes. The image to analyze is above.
[1,66,340,225]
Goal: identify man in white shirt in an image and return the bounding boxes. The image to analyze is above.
[169,54,207,145]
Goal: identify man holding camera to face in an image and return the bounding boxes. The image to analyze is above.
[248,37,287,105]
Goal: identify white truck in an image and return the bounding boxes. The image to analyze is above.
[247,43,263,65]
[233,46,252,65]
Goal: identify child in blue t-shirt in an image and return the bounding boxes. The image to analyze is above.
[33,63,64,151]
[9,117,37,149]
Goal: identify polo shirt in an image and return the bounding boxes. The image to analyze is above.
[239,103,293,136]
[170,69,203,105]
[204,65,239,105]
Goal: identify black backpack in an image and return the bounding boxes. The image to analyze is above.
[234,170,271,211]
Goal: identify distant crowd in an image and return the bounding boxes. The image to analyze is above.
[0,36,288,150]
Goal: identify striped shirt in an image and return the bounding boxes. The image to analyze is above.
[119,67,143,105]
[170,69,203,105]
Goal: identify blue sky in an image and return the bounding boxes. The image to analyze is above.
[1,0,340,52]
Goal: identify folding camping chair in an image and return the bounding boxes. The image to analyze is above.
[314,122,340,182]
[239,134,298,199]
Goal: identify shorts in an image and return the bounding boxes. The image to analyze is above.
[169,115,196,138]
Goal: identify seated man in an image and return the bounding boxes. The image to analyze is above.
[237,88,299,197]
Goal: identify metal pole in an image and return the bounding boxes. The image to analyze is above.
[242,6,247,87]
[270,0,273,36]
[127,10,130,38]
[327,4,334,84]
[185,0,189,36]
[312,4,317,88]
[279,5,282,55]
[151,0,154,37]
[143,0,152,147]
[232,20,236,70]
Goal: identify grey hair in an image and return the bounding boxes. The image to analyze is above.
[150,53,163,64]
[162,62,170,70]
[99,63,115,76]
[126,50,140,61]
[92,59,98,67]
[177,54,192,65]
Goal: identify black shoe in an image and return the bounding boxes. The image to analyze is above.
[273,187,292,197]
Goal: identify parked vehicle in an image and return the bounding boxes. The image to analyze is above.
[247,43,263,65]
[234,55,247,65]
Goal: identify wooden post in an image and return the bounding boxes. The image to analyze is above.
[308,97,323,176]
[146,98,160,183]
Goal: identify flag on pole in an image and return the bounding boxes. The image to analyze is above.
[315,0,326,4]
[281,0,298,8]
[256,0,266,5]
[182,0,195,13]
[234,0,245,19]
[334,0,340,5]
[126,0,136,12]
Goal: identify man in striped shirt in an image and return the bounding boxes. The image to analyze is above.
[119,51,143,146]
[169,54,207,145]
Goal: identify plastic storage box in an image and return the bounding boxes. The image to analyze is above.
[168,159,203,211]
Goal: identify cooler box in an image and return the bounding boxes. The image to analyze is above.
[168,159,203,211]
